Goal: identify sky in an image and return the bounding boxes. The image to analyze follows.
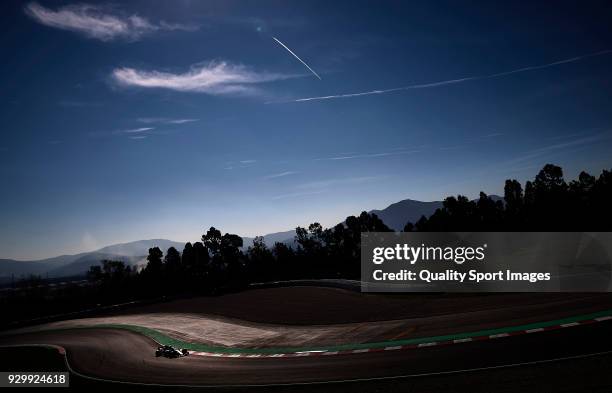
[1,0,612,260]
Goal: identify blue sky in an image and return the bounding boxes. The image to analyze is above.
[1,1,612,259]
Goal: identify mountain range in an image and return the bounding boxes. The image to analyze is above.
[0,239,184,283]
[0,196,500,282]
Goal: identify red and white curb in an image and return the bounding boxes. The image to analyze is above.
[188,314,612,358]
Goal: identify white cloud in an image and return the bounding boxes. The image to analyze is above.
[123,127,154,133]
[137,118,199,124]
[264,171,298,179]
[315,149,420,161]
[223,159,258,170]
[25,2,197,42]
[112,61,295,96]
[168,119,198,124]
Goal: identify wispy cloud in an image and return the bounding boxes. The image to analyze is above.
[315,149,420,161]
[275,49,612,103]
[24,2,196,42]
[272,37,321,80]
[547,130,591,141]
[438,145,464,151]
[465,130,612,180]
[122,127,154,134]
[88,126,155,138]
[129,135,147,140]
[296,176,384,190]
[263,171,298,179]
[482,132,504,138]
[112,61,295,96]
[507,131,611,165]
[137,117,199,125]
[224,159,258,170]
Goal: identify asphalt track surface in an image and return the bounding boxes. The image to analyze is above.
[1,319,612,386]
[1,321,612,387]
[2,289,612,388]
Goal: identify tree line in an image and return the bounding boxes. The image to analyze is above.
[5,164,611,324]
[88,164,612,295]
[408,164,612,231]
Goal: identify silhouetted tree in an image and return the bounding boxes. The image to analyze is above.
[87,265,103,282]
[202,227,222,256]
[475,192,504,230]
[404,164,612,232]
[192,241,210,290]
[220,233,245,288]
[272,242,296,280]
[568,171,596,226]
[593,170,612,229]
[86,260,133,301]
[164,247,181,280]
[101,260,131,281]
[534,164,566,195]
[247,236,274,282]
[143,247,164,283]
[181,242,194,276]
[531,164,567,228]
[202,227,244,290]
[504,179,523,229]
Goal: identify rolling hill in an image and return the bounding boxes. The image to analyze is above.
[369,199,443,231]
[0,239,184,282]
[2,195,499,280]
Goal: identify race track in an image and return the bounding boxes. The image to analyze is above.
[2,288,612,386]
[2,321,612,386]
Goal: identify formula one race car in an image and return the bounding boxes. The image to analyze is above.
[155,345,190,358]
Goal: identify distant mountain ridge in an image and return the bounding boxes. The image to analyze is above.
[47,253,146,278]
[0,195,501,280]
[95,239,184,257]
[0,239,184,282]
[242,230,297,249]
[370,195,502,231]
[369,199,443,231]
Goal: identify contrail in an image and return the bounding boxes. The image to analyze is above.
[272,36,322,80]
[276,49,612,103]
